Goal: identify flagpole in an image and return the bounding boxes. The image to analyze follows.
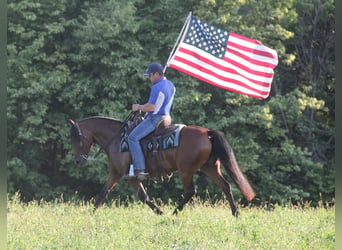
[163,11,192,74]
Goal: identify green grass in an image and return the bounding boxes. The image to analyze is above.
[7,195,335,249]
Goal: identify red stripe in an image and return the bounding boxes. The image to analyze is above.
[178,46,274,82]
[229,32,278,61]
[225,46,277,69]
[173,54,271,89]
[171,55,271,94]
[228,41,277,60]
[223,50,274,77]
[169,63,268,99]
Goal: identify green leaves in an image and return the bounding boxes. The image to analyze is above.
[7,0,334,205]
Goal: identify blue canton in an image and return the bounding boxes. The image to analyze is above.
[184,16,229,59]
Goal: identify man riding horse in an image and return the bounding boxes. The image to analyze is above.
[128,63,176,180]
[69,64,255,216]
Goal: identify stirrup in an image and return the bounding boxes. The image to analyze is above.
[135,170,149,180]
[123,170,149,180]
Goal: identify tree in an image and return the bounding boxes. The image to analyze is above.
[7,0,70,199]
[7,0,334,205]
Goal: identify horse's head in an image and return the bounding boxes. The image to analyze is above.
[68,119,94,166]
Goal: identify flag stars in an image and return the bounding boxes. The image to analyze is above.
[184,16,229,59]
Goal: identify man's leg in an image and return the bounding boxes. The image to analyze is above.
[128,117,156,175]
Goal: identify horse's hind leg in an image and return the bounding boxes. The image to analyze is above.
[128,180,163,215]
[173,173,196,215]
[201,162,239,217]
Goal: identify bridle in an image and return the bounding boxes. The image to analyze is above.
[73,122,92,161]
[73,112,140,161]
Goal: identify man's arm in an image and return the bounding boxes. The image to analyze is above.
[132,103,155,112]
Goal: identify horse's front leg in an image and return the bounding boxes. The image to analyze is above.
[127,180,163,215]
[94,174,120,209]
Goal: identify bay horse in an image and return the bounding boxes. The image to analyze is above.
[68,113,255,216]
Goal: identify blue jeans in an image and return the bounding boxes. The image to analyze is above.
[128,114,165,170]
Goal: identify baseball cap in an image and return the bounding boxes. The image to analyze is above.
[143,63,164,77]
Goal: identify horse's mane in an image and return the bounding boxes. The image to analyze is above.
[70,116,123,139]
[70,123,81,139]
[79,116,123,125]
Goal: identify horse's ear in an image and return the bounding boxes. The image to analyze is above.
[68,119,75,126]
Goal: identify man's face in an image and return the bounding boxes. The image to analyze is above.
[148,72,158,83]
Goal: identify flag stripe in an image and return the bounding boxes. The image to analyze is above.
[171,55,271,94]
[174,51,271,92]
[178,45,274,84]
[229,32,278,62]
[171,53,271,92]
[224,48,275,77]
[170,61,270,99]
[226,45,277,69]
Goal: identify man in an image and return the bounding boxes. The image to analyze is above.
[128,63,176,179]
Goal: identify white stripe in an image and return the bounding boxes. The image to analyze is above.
[225,50,275,76]
[175,51,273,88]
[229,34,278,60]
[227,44,278,67]
[170,60,270,99]
[180,43,275,78]
[174,45,274,85]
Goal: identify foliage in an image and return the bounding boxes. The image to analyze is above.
[7,0,334,205]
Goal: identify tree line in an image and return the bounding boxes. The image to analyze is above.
[7,0,335,206]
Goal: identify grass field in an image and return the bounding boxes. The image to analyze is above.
[7,195,335,249]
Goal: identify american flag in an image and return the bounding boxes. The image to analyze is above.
[167,15,278,99]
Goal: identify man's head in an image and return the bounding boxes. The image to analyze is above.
[144,63,164,83]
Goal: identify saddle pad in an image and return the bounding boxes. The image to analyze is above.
[120,124,185,152]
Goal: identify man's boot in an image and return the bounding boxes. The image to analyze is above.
[134,169,149,181]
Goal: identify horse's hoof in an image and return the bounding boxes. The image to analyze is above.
[233,210,239,217]
[155,209,163,215]
[173,207,181,215]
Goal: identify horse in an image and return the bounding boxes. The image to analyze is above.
[68,113,255,216]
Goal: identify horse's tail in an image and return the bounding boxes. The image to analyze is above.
[208,130,256,201]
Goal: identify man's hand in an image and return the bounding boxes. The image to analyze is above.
[132,104,140,112]
[132,103,154,112]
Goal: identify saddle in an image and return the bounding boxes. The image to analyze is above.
[119,114,185,154]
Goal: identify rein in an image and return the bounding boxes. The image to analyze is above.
[91,112,138,159]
